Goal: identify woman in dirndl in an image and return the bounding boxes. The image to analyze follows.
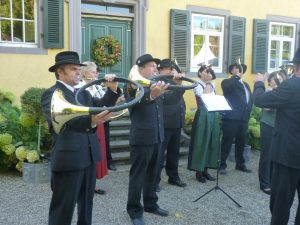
[188,65,220,183]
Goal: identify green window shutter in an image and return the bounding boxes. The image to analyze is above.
[228,16,246,66]
[252,19,269,73]
[43,0,64,49]
[295,23,300,51]
[170,9,189,72]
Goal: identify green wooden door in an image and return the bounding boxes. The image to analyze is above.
[81,17,132,78]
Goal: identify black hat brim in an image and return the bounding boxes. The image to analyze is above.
[138,58,160,67]
[228,63,247,74]
[49,61,87,72]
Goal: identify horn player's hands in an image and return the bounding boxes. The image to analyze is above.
[150,81,169,99]
[91,110,113,126]
[173,73,184,85]
[103,74,118,92]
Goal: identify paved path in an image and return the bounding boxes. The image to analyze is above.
[0,151,298,225]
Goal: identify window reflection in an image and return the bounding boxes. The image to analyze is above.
[0,0,36,44]
[81,3,132,14]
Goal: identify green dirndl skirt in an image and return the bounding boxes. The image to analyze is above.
[188,107,220,172]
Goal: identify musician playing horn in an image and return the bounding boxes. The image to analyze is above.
[125,54,184,225]
[41,51,121,225]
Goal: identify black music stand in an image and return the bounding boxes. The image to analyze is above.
[193,155,242,208]
[193,96,242,208]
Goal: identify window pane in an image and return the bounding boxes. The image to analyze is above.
[81,3,106,12]
[193,16,205,30]
[25,20,34,42]
[107,6,131,13]
[24,0,34,20]
[1,19,11,41]
[208,36,219,66]
[270,40,280,69]
[0,0,11,18]
[271,24,281,36]
[207,18,222,32]
[12,0,23,19]
[282,26,293,38]
[193,35,204,58]
[13,20,23,42]
[282,41,291,61]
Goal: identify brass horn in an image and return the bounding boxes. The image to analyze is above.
[127,65,197,93]
[51,77,145,134]
[51,89,91,134]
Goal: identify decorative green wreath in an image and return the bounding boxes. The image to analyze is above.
[92,35,122,67]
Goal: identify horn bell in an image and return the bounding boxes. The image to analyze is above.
[51,89,90,134]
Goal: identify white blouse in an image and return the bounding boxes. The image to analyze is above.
[193,80,216,97]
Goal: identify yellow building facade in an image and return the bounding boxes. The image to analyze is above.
[0,0,299,112]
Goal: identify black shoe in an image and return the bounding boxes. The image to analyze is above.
[131,217,145,225]
[168,178,187,187]
[219,168,227,175]
[235,165,252,173]
[155,185,161,192]
[261,188,271,195]
[108,164,117,171]
[203,172,216,181]
[196,172,206,183]
[94,188,106,195]
[144,207,169,217]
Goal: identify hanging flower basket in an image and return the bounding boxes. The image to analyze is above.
[92,35,122,67]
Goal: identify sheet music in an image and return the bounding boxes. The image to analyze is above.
[200,94,232,111]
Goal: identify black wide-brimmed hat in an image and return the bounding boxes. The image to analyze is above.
[136,54,160,67]
[49,51,87,72]
[290,48,300,64]
[228,63,247,74]
[157,59,174,70]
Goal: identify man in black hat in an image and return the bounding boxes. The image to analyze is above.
[253,48,300,225]
[219,62,253,175]
[125,54,184,225]
[155,59,187,189]
[41,51,121,225]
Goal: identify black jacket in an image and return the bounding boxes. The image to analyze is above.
[163,98,186,129]
[41,81,120,171]
[253,77,300,169]
[125,87,184,145]
[221,75,253,121]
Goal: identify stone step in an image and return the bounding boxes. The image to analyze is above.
[110,129,130,138]
[110,139,130,152]
[110,120,131,130]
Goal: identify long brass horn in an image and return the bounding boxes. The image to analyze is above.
[127,65,197,92]
[51,78,144,134]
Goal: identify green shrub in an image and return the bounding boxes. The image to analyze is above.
[184,110,196,135]
[0,88,51,172]
[247,106,261,150]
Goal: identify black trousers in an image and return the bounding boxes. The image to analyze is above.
[220,119,248,169]
[157,128,181,182]
[49,164,96,225]
[104,121,113,165]
[258,122,273,190]
[126,143,161,219]
[270,162,300,225]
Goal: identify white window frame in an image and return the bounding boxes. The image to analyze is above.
[0,0,38,48]
[267,22,296,73]
[190,13,224,73]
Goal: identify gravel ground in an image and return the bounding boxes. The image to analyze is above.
[0,150,298,225]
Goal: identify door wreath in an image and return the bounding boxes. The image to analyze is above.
[92,35,122,67]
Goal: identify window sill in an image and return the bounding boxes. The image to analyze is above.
[0,46,47,55]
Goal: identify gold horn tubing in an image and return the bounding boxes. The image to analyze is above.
[51,89,92,134]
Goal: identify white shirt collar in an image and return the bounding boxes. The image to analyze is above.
[57,80,75,93]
